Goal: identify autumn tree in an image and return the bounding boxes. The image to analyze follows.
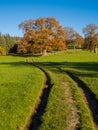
[17,17,66,54]
[0,34,6,52]
[83,24,98,53]
[0,46,6,55]
[64,27,84,49]
[64,27,75,49]
[73,33,84,49]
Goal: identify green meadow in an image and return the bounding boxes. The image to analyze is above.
[33,50,98,130]
[34,50,98,100]
[0,50,98,130]
[0,56,44,130]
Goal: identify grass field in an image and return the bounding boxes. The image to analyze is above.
[33,50,98,100]
[0,56,44,130]
[0,50,98,130]
[38,68,79,130]
[32,50,98,130]
[37,66,95,130]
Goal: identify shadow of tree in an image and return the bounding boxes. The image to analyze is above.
[33,61,98,78]
[1,60,98,78]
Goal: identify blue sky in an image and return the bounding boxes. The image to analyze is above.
[0,0,98,37]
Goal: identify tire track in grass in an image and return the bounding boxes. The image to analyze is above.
[62,82,79,130]
[66,71,98,130]
[27,65,53,130]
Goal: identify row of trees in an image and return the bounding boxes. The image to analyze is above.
[0,33,19,55]
[12,17,85,55]
[64,27,84,49]
[0,17,98,55]
[16,17,98,54]
[64,24,98,53]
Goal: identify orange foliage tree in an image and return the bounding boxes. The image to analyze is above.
[17,17,66,54]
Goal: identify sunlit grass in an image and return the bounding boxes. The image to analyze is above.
[31,50,98,130]
[0,56,44,130]
[33,50,98,99]
[0,50,98,130]
[38,67,79,130]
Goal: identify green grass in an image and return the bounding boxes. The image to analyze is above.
[33,63,95,130]
[0,50,98,130]
[65,74,95,130]
[33,50,98,99]
[0,56,44,130]
[30,50,98,130]
[38,67,79,130]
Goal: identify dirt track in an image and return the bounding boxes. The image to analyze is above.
[66,71,98,130]
[24,64,98,130]
[28,66,53,130]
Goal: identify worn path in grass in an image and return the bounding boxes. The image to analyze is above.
[66,71,98,130]
[26,64,79,130]
[28,65,53,130]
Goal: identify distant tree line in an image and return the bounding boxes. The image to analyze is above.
[0,17,98,55]
[0,33,19,55]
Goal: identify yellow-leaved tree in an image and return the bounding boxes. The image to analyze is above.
[0,46,6,55]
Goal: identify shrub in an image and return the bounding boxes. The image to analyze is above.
[0,46,6,55]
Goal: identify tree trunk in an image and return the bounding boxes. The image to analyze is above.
[94,45,97,53]
[42,49,47,55]
[90,49,93,53]
[73,43,76,49]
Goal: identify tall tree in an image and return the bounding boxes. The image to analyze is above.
[17,17,66,54]
[73,33,84,49]
[83,24,98,37]
[64,27,83,49]
[83,24,98,53]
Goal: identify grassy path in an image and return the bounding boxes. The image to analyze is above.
[28,65,53,130]
[29,64,79,130]
[66,71,98,130]
[28,61,95,130]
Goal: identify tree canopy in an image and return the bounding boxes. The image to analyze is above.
[64,27,84,49]
[0,18,98,55]
[83,24,98,53]
[16,17,66,54]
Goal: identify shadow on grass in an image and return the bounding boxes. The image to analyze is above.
[0,61,32,67]
[1,60,98,77]
[10,53,42,57]
[33,61,98,77]
[36,61,98,71]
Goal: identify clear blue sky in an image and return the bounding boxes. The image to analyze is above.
[0,0,98,37]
